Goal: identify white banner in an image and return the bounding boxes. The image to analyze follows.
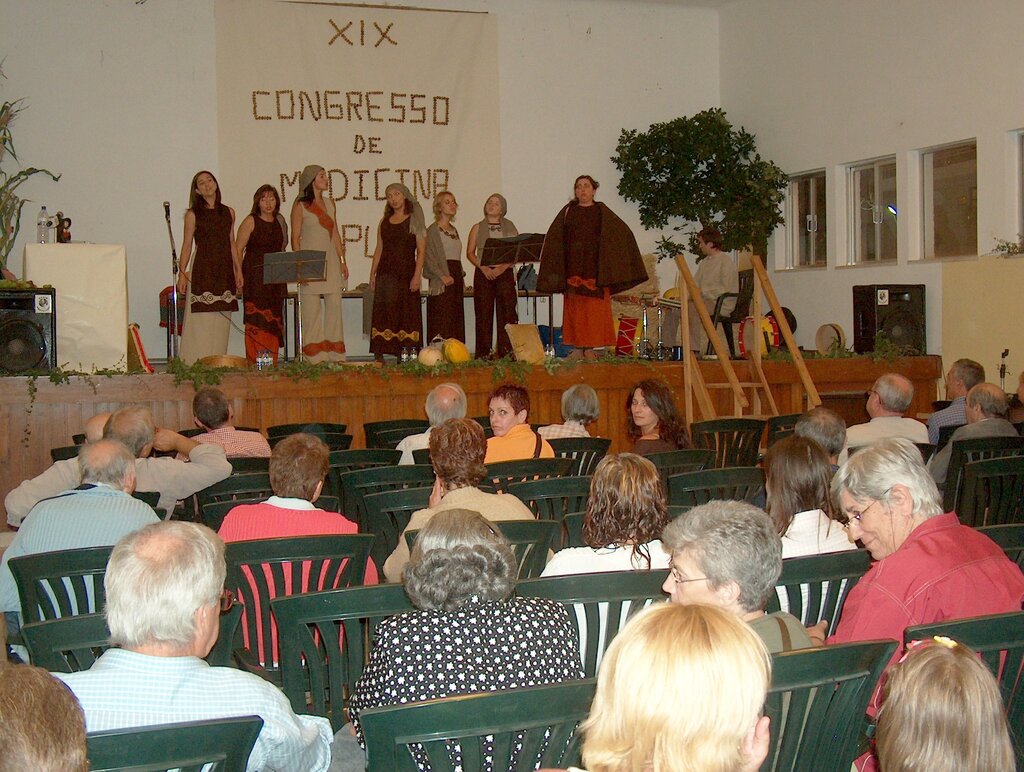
[215,0,500,286]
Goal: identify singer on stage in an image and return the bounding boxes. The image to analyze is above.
[465,193,518,359]
[236,184,288,365]
[176,170,238,364]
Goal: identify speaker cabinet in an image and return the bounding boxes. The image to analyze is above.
[0,288,57,373]
[852,284,926,355]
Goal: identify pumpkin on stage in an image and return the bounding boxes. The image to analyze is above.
[442,338,471,363]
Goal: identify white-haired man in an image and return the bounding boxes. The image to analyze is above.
[396,382,467,465]
[56,521,332,772]
[838,373,928,464]
[5,406,231,526]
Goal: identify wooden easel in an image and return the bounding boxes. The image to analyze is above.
[673,253,821,424]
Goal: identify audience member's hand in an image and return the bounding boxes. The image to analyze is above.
[428,476,445,508]
[739,715,771,772]
[151,428,198,457]
[85,412,112,443]
[806,620,828,646]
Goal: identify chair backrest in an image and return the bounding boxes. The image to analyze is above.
[327,448,401,512]
[21,612,111,672]
[547,437,612,476]
[340,464,435,529]
[86,716,264,772]
[561,510,687,549]
[225,534,375,673]
[227,456,271,474]
[411,447,432,465]
[271,583,416,732]
[72,432,87,445]
[762,639,898,772]
[268,432,352,451]
[904,610,1024,769]
[690,418,767,468]
[729,268,755,322]
[360,679,596,772]
[374,425,428,450]
[666,466,765,510]
[956,455,1024,528]
[505,475,592,523]
[266,421,348,440]
[484,457,573,493]
[766,549,872,635]
[915,442,936,464]
[131,489,161,512]
[405,520,559,580]
[9,545,113,624]
[50,444,80,462]
[644,448,716,481]
[943,436,1024,513]
[362,486,433,573]
[364,419,430,449]
[766,413,802,448]
[195,473,276,531]
[977,524,1024,571]
[936,422,964,452]
[517,570,669,677]
[468,416,495,438]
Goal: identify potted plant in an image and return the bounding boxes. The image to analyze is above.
[611,107,786,259]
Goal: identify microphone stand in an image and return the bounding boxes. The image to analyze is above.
[163,202,180,359]
[1000,348,1009,392]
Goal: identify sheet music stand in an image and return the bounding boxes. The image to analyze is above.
[480,233,545,266]
[264,250,326,362]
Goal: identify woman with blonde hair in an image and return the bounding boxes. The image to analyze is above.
[568,603,771,772]
[423,190,465,342]
[875,636,1014,772]
[541,453,670,576]
[465,193,518,359]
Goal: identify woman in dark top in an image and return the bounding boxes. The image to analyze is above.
[176,170,237,364]
[369,183,426,361]
[626,378,690,454]
[235,184,288,365]
[347,509,583,771]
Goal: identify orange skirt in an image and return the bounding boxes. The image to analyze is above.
[563,289,614,347]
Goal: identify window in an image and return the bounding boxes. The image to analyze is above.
[921,141,977,258]
[789,171,827,267]
[848,158,897,263]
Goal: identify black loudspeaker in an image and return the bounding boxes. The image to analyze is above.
[0,288,57,373]
[852,284,926,355]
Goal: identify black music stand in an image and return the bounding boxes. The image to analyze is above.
[480,233,545,267]
[264,249,326,362]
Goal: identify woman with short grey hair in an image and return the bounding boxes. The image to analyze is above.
[348,510,583,770]
[539,383,600,440]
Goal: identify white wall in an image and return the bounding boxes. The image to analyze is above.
[2,0,719,362]
[719,0,1024,376]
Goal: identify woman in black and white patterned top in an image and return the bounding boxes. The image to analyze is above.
[348,508,584,769]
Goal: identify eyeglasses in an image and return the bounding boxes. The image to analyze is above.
[219,589,239,614]
[670,567,708,585]
[838,496,888,531]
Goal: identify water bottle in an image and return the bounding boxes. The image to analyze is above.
[400,346,409,363]
[37,206,50,243]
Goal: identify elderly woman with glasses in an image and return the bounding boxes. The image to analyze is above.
[660,500,812,654]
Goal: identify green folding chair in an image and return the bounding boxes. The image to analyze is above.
[690,417,767,468]
[666,466,765,511]
[86,716,263,772]
[266,421,348,441]
[943,436,1024,513]
[484,457,573,493]
[9,545,113,624]
[762,639,898,772]
[767,549,872,635]
[406,519,559,580]
[766,413,802,448]
[955,455,1024,528]
[362,485,433,575]
[360,680,596,772]
[327,448,402,513]
[547,437,611,476]
[644,448,715,481]
[977,523,1024,571]
[506,475,591,524]
[195,473,275,531]
[338,464,435,529]
[272,584,415,732]
[364,419,430,449]
[517,570,668,677]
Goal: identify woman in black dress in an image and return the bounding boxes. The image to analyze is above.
[235,184,287,365]
[368,183,426,361]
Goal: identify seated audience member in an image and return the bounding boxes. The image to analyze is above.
[396,382,467,465]
[927,358,984,445]
[661,500,812,653]
[875,636,1014,772]
[1008,369,1024,424]
[542,453,670,576]
[484,383,554,463]
[384,418,534,582]
[0,439,160,627]
[839,373,928,463]
[567,603,770,772]
[189,386,271,458]
[0,658,87,772]
[794,406,847,467]
[538,384,600,440]
[810,438,1024,674]
[56,521,333,772]
[927,382,1020,488]
[626,379,689,455]
[5,406,231,527]
[763,435,853,558]
[344,510,584,769]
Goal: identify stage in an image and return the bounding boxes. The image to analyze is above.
[0,355,941,522]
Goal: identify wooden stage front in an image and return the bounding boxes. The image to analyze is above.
[0,355,941,521]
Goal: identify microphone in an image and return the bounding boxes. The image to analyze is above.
[163,201,171,221]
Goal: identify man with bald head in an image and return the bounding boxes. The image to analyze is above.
[927,383,1021,488]
[839,373,928,464]
[0,439,160,627]
[396,382,468,465]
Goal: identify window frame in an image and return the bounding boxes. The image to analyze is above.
[920,139,978,260]
[846,156,897,266]
[787,170,828,269]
